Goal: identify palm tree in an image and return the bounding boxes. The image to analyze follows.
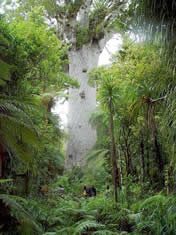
[96,72,121,202]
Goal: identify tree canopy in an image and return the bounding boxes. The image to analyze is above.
[10,0,128,49]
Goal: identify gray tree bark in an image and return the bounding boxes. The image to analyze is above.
[65,43,100,168]
[48,0,125,168]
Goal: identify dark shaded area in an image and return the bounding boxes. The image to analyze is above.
[0,200,19,234]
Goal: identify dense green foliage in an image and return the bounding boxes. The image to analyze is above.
[89,38,175,190]
[9,0,128,50]
[1,0,176,234]
[0,7,77,234]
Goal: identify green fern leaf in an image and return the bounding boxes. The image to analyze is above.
[0,194,43,234]
[93,230,119,235]
[74,220,105,235]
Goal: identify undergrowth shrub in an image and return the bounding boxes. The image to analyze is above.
[130,194,176,234]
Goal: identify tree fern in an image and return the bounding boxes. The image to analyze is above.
[0,95,38,132]
[0,94,41,171]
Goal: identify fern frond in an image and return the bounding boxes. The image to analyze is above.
[74,220,105,235]
[42,233,57,235]
[0,194,43,234]
[0,179,13,183]
[56,226,75,234]
[139,194,166,210]
[92,230,119,235]
[86,149,109,162]
[128,213,142,224]
[0,94,42,169]
[136,221,155,233]
[0,98,37,132]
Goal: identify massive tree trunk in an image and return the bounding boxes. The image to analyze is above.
[14,0,127,170]
[46,0,124,168]
[65,44,100,168]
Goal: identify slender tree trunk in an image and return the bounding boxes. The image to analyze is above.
[150,103,164,185]
[146,147,149,178]
[120,141,129,181]
[154,135,163,173]
[122,128,132,177]
[153,134,164,186]
[0,154,3,179]
[140,138,145,182]
[0,145,4,179]
[165,167,169,195]
[109,97,118,202]
[118,149,123,186]
[123,149,128,177]
[126,146,132,176]
[24,171,29,195]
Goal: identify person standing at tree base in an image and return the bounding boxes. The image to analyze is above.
[105,185,110,197]
[90,185,96,197]
[82,185,91,198]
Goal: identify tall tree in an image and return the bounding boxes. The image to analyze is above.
[89,67,122,201]
[14,0,128,168]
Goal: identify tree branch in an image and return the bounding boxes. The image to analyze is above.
[150,95,167,103]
